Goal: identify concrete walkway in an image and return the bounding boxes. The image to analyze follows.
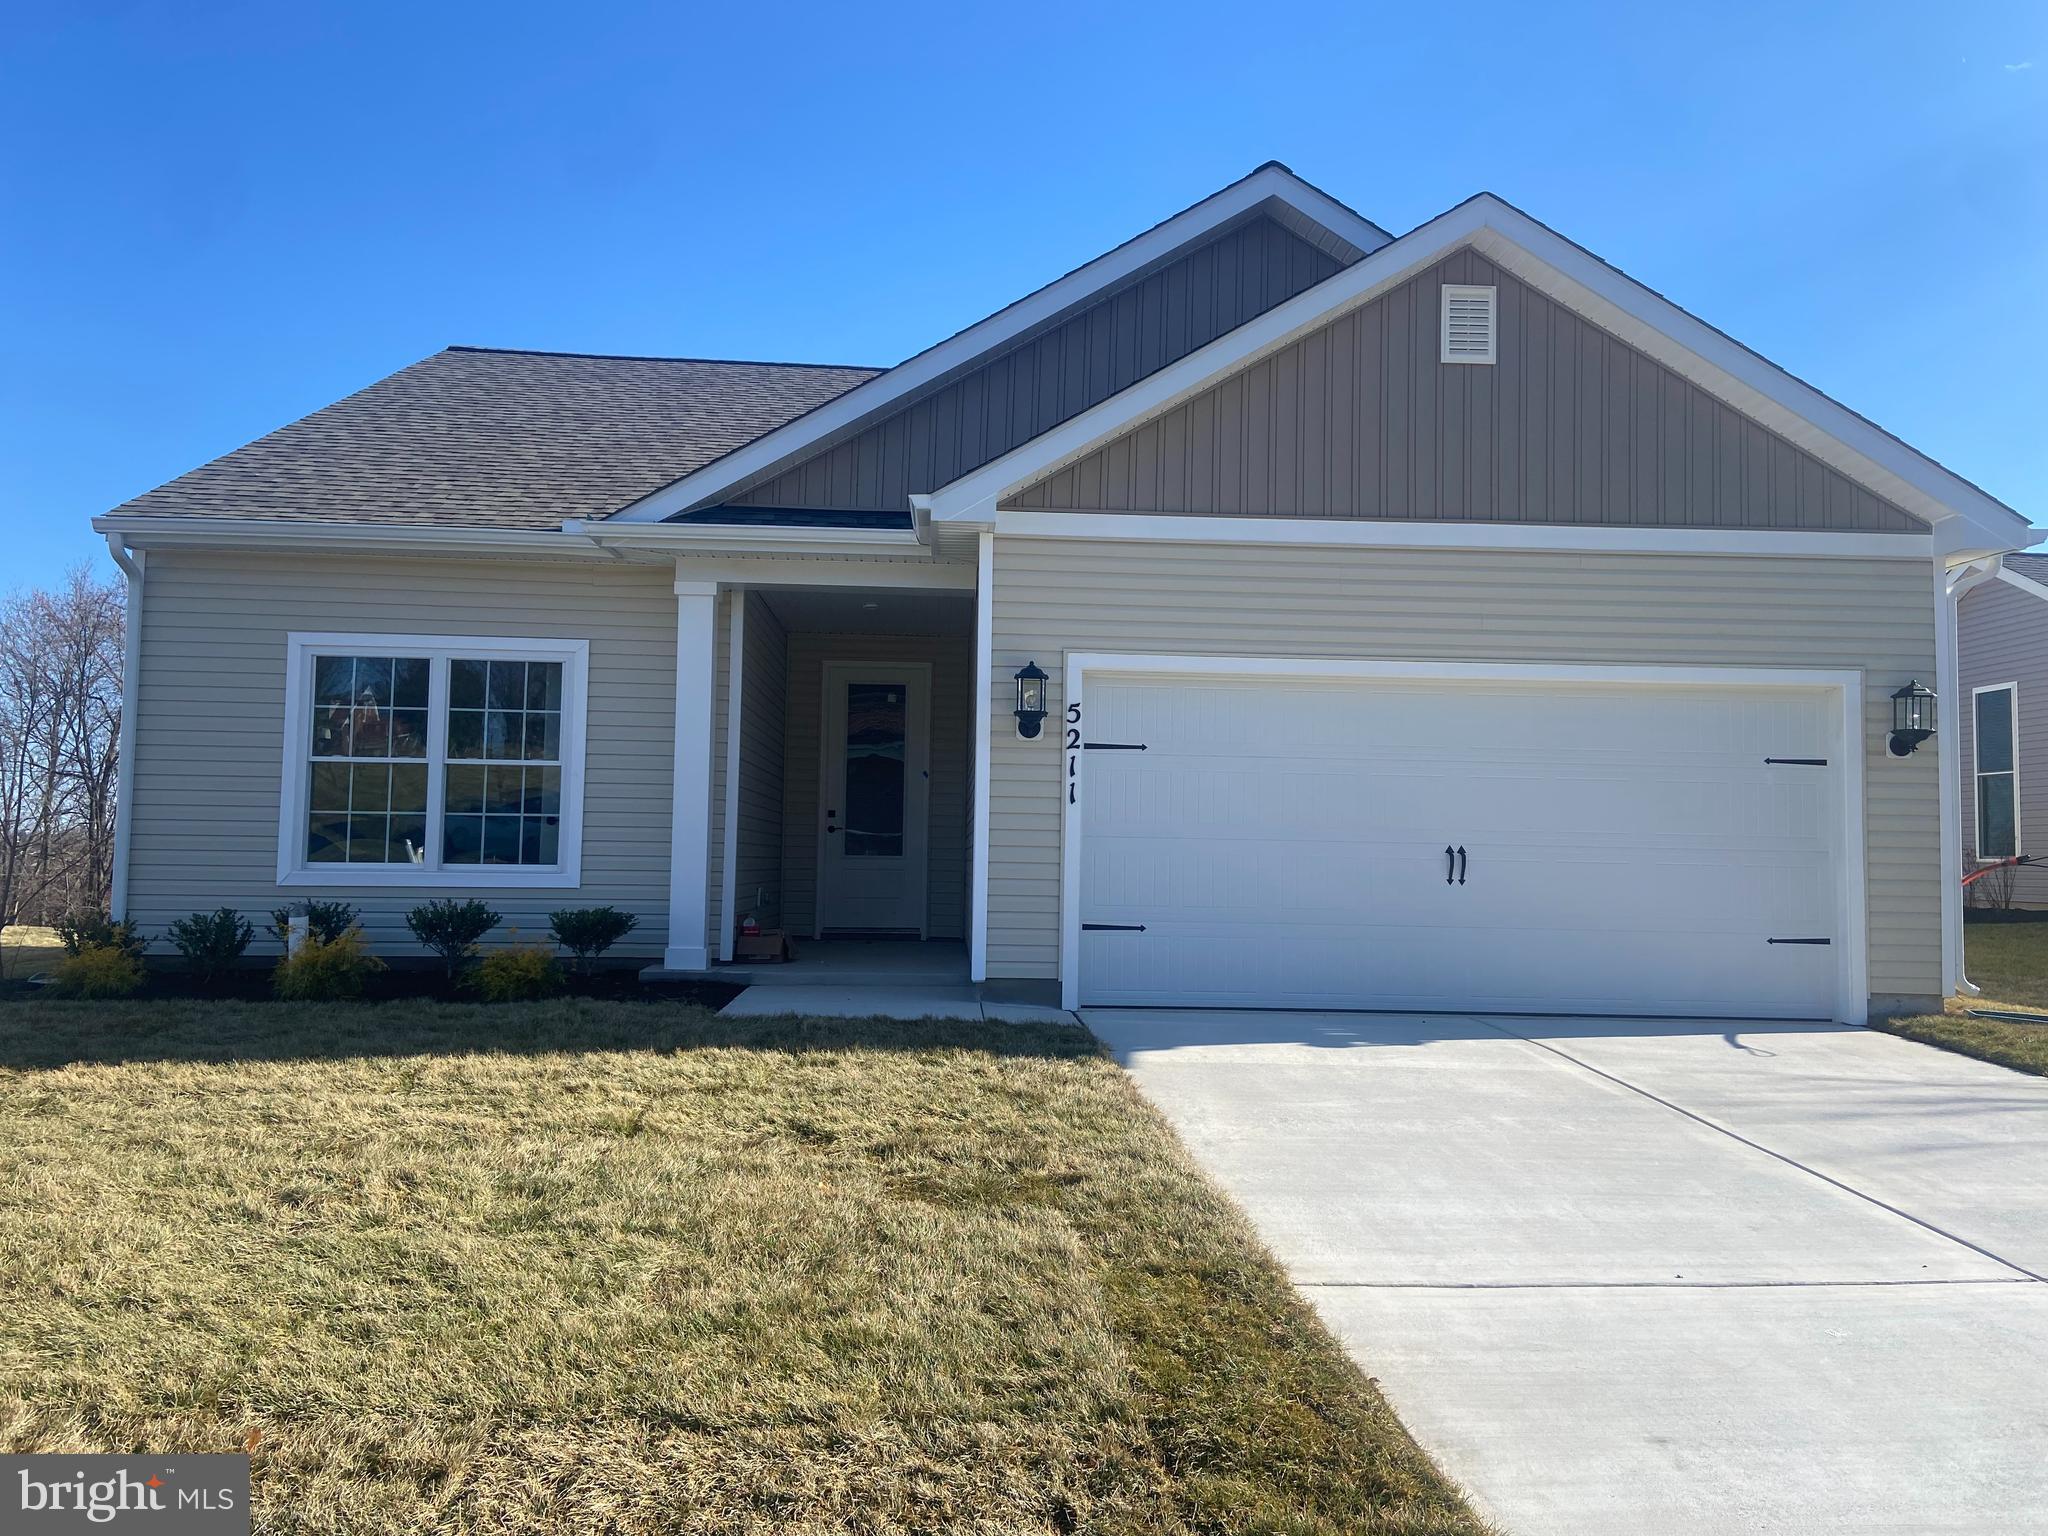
[1084,1010,2048,1535]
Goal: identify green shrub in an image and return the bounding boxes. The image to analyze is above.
[405,899,500,980]
[468,943,567,1002]
[273,927,385,1001]
[166,907,254,987]
[547,906,639,975]
[267,899,360,949]
[55,911,146,960]
[51,943,145,998]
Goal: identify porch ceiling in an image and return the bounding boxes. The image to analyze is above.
[760,587,972,636]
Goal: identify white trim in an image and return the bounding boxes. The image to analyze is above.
[108,543,144,921]
[666,579,720,969]
[814,660,933,938]
[604,165,1392,522]
[1995,564,2048,605]
[1057,653,1869,1026]
[95,515,618,561]
[718,593,745,962]
[927,195,2029,556]
[567,519,927,558]
[668,558,975,591]
[274,632,590,890]
[1940,558,2001,996]
[1970,680,2021,861]
[1440,282,1496,364]
[970,528,994,982]
[993,509,1936,560]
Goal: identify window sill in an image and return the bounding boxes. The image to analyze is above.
[277,866,583,891]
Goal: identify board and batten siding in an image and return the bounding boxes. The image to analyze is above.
[1011,247,1925,534]
[128,550,680,956]
[985,537,1941,1006]
[779,633,971,939]
[726,216,1345,513]
[1957,576,2048,906]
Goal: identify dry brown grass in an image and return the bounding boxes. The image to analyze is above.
[1878,919,2048,1078]
[0,998,1485,1535]
[0,924,60,980]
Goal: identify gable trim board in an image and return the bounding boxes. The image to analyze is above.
[1997,563,2048,605]
[926,196,2025,559]
[1058,653,1869,1022]
[606,164,1388,524]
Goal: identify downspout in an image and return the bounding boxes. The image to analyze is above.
[104,532,144,922]
[1939,555,2001,999]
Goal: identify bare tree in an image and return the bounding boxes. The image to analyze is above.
[0,566,125,925]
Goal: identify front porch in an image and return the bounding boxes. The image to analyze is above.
[662,570,981,979]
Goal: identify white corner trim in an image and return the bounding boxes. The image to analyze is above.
[927,195,2028,554]
[969,528,994,982]
[1056,653,1869,1025]
[108,542,144,921]
[1939,558,2001,996]
[603,166,1391,523]
[994,510,1935,559]
[274,632,590,891]
[718,593,745,962]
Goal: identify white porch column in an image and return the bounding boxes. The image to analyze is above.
[666,576,721,970]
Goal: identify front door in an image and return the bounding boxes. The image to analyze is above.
[817,662,931,936]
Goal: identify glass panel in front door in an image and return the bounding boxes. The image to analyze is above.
[843,682,906,857]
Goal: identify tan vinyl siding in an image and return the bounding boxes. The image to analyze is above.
[129,550,676,956]
[1012,248,1925,534]
[1958,577,2048,904]
[985,536,1939,1002]
[735,591,789,929]
[781,634,970,939]
[727,217,1344,512]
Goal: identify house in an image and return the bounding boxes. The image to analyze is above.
[1957,553,2048,907]
[93,163,2032,1023]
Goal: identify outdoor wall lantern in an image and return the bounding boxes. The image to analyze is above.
[1014,661,1049,739]
[1889,679,1937,757]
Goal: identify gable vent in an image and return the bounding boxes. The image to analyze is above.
[1440,284,1497,364]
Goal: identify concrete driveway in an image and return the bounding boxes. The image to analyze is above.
[1083,1011,2048,1536]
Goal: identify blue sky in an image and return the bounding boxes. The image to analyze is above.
[3,1,2042,589]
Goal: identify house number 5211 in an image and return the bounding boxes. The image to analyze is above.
[1066,702,1081,805]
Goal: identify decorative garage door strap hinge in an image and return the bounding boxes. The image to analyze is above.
[1766,937,1832,945]
[1081,741,1148,750]
[1082,923,1148,932]
[1764,757,1828,766]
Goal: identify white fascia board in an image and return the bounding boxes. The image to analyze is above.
[94,515,616,560]
[995,509,1935,559]
[1996,564,2048,605]
[603,166,1392,524]
[565,518,926,559]
[929,195,2031,556]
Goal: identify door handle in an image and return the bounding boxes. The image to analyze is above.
[827,825,840,834]
[1446,845,1455,885]
[1457,846,1467,885]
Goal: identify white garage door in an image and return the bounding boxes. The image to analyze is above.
[1076,673,1845,1018]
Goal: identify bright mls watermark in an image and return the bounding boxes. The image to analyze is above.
[3,1456,248,1533]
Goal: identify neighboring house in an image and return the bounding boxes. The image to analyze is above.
[1958,553,2048,907]
[94,163,2032,1022]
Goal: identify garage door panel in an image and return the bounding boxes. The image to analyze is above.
[1078,674,1842,1019]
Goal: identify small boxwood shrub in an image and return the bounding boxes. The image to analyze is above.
[273,927,385,1001]
[268,899,360,949]
[167,907,254,987]
[406,899,500,980]
[51,943,145,999]
[547,906,639,975]
[468,944,567,1002]
[55,911,146,961]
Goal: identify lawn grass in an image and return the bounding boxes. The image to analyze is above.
[0,924,60,981]
[1876,918,2048,1077]
[0,998,1486,1535]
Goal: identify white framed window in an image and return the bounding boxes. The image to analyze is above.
[276,633,589,888]
[1973,681,2020,861]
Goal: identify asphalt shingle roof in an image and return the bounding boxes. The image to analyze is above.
[2003,551,2048,584]
[109,346,882,530]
